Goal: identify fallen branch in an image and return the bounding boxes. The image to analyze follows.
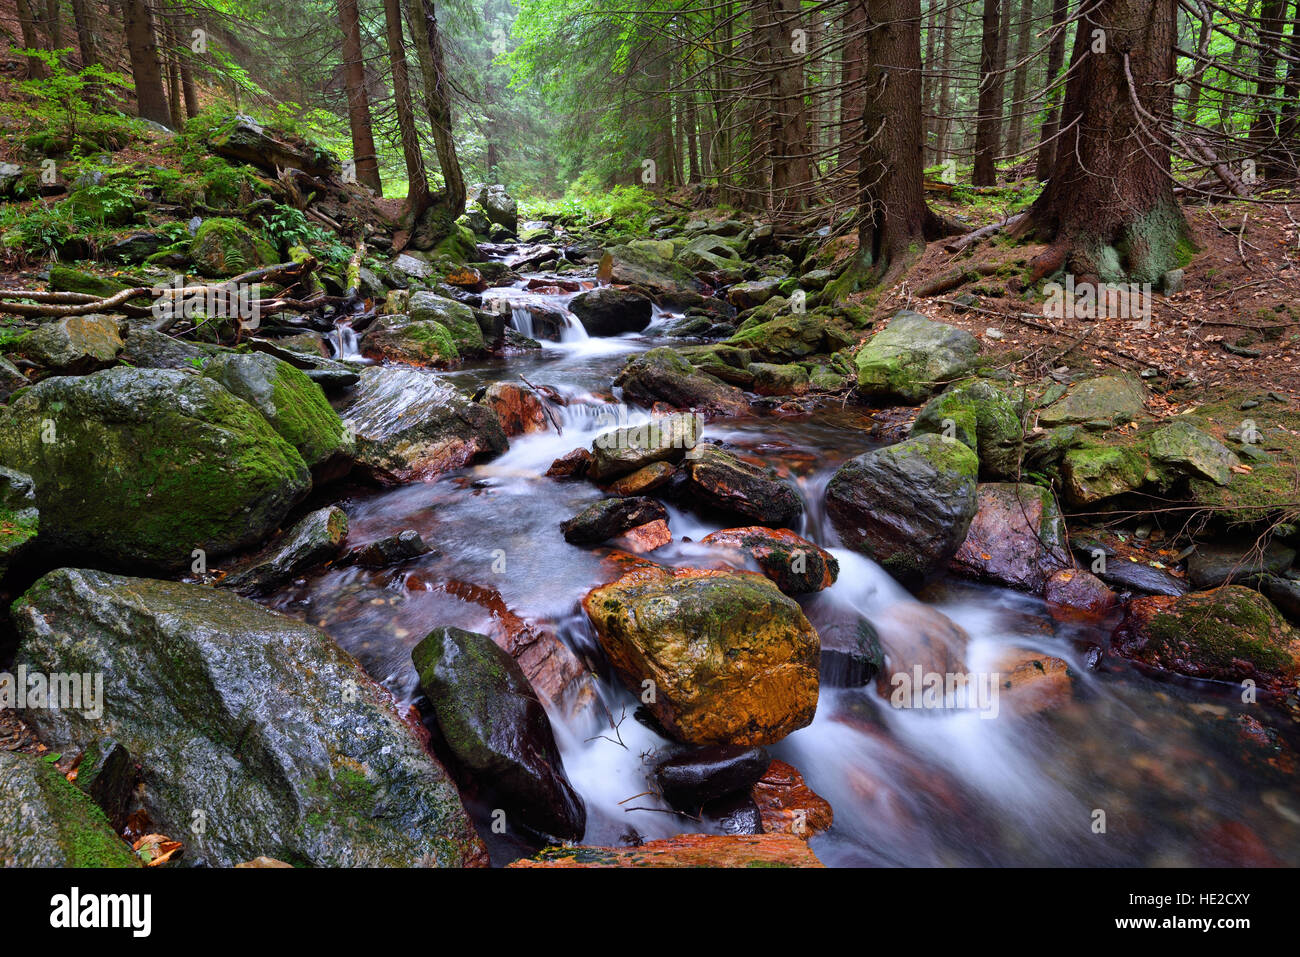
[943,214,1027,253]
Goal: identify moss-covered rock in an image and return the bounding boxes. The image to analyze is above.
[826,433,980,587]
[0,466,38,578]
[0,751,141,868]
[48,264,132,299]
[1060,441,1153,506]
[360,313,460,366]
[582,565,820,746]
[189,217,277,277]
[0,367,310,571]
[853,311,980,403]
[1146,419,1241,487]
[911,377,1025,479]
[408,291,485,355]
[614,347,750,418]
[202,352,353,474]
[11,314,123,375]
[1112,585,1300,694]
[726,314,855,364]
[13,568,486,867]
[1037,374,1147,428]
[748,362,810,396]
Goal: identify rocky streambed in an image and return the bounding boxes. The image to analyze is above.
[2,211,1299,869]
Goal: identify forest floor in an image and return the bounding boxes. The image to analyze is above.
[870,191,1300,399]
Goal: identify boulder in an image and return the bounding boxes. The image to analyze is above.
[560,496,668,545]
[202,352,353,475]
[407,291,486,356]
[606,461,676,496]
[188,218,277,277]
[1038,375,1147,427]
[222,506,348,592]
[1060,442,1151,506]
[700,526,838,594]
[1147,420,1241,486]
[681,445,803,526]
[1071,540,1189,596]
[582,565,820,746]
[0,467,39,578]
[546,447,593,479]
[811,615,884,687]
[510,833,822,867]
[589,411,702,480]
[0,355,27,400]
[1186,539,1295,589]
[480,381,548,436]
[13,569,486,867]
[0,368,310,571]
[748,362,810,396]
[0,751,140,868]
[413,626,585,843]
[949,483,1072,592]
[597,243,702,299]
[472,184,519,232]
[569,287,653,336]
[209,114,340,178]
[12,315,123,374]
[360,313,461,366]
[120,327,207,369]
[614,347,750,418]
[750,760,834,839]
[653,745,771,809]
[826,434,980,587]
[344,529,433,567]
[1112,585,1300,694]
[727,314,854,363]
[727,278,783,309]
[853,311,980,403]
[343,366,507,483]
[1043,568,1117,622]
[911,378,1024,479]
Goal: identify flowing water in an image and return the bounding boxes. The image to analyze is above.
[266,259,1300,867]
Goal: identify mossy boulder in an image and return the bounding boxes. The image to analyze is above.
[681,444,803,526]
[748,362,810,396]
[1146,420,1241,486]
[361,313,460,366]
[0,751,140,868]
[1060,441,1153,506]
[725,314,854,363]
[853,311,980,403]
[1037,375,1146,428]
[582,565,820,746]
[825,433,980,588]
[13,568,486,867]
[222,505,349,593]
[911,377,1025,479]
[598,243,701,298]
[48,264,132,299]
[0,466,38,578]
[700,526,839,595]
[63,186,139,227]
[614,347,750,418]
[0,367,310,571]
[413,625,585,843]
[589,411,702,480]
[202,352,353,475]
[1112,586,1300,695]
[408,291,485,355]
[189,217,277,277]
[11,314,124,375]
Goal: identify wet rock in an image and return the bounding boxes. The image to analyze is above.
[681,445,803,526]
[810,614,884,687]
[702,793,765,835]
[911,378,1025,479]
[1186,538,1296,590]
[361,313,462,366]
[589,411,702,480]
[606,461,676,496]
[13,568,486,867]
[853,311,980,403]
[654,744,772,809]
[0,467,39,578]
[12,314,123,374]
[120,328,208,369]
[949,483,1072,592]
[872,601,970,682]
[727,313,855,364]
[223,506,349,591]
[751,759,834,839]
[583,565,820,746]
[413,625,585,843]
[826,434,980,588]
[700,526,837,594]
[727,278,783,309]
[561,496,668,545]
[344,529,432,567]
[545,447,592,479]
[471,183,519,232]
[1112,585,1300,694]
[614,347,750,418]
[407,290,486,356]
[509,833,823,867]
[1071,541,1189,596]
[612,518,673,553]
[0,367,310,571]
[598,242,702,299]
[569,287,653,336]
[990,647,1075,714]
[480,381,548,436]
[0,751,140,868]
[1038,375,1146,427]
[202,351,354,476]
[1060,442,1151,506]
[748,362,810,396]
[1147,420,1240,486]
[343,366,508,483]
[1043,568,1117,622]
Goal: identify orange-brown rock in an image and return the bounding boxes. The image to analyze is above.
[583,565,820,746]
[611,518,672,553]
[606,461,676,496]
[1043,567,1116,622]
[751,760,833,839]
[700,526,838,595]
[991,646,1074,714]
[508,833,823,868]
[545,447,592,479]
[444,267,486,291]
[481,381,548,437]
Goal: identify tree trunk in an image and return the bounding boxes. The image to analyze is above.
[44,0,64,54]
[1034,0,1070,180]
[1021,0,1191,285]
[381,0,430,228]
[338,0,383,194]
[973,0,1005,185]
[1249,0,1287,176]
[15,0,47,78]
[164,21,182,129]
[1005,0,1036,156]
[69,0,98,67]
[923,0,938,164]
[1278,2,1300,172]
[406,0,466,215]
[768,0,810,209]
[934,0,956,162]
[122,0,172,127]
[179,17,199,120]
[839,0,869,181]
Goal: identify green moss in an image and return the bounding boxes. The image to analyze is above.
[34,758,140,868]
[189,218,277,277]
[1142,587,1297,675]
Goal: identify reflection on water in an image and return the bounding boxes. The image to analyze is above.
[265,326,1300,867]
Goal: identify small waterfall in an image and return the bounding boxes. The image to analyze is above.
[330,321,362,360]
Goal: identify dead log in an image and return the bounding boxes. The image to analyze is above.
[914,262,1001,298]
[944,214,1027,253]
